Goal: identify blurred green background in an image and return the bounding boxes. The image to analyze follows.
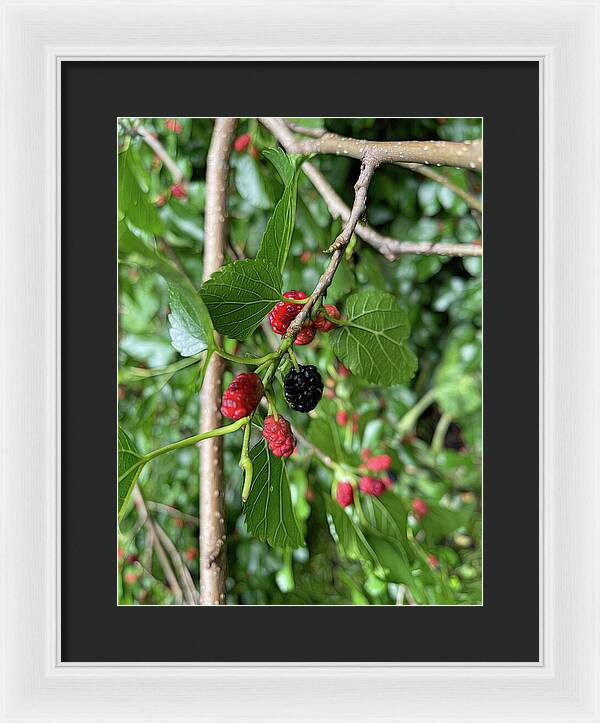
[118,117,482,605]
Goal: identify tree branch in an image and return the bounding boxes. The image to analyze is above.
[260,118,481,260]
[284,120,482,213]
[260,117,482,171]
[132,119,184,184]
[200,117,237,606]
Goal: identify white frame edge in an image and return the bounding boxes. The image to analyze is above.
[1,1,598,721]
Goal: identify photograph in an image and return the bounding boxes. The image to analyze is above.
[117,116,483,606]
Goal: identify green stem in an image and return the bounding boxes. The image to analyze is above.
[288,348,300,371]
[143,416,249,463]
[264,387,278,419]
[397,388,437,436]
[119,355,200,382]
[321,310,345,326]
[431,412,452,455]
[240,421,253,502]
[215,349,277,366]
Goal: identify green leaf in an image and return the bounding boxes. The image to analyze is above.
[363,533,418,593]
[307,417,351,465]
[243,440,304,549]
[199,259,282,341]
[235,154,272,210]
[330,290,418,386]
[167,283,214,357]
[362,492,408,545]
[324,496,381,570]
[256,152,302,273]
[262,147,295,185]
[118,427,145,522]
[118,148,162,235]
[421,503,472,538]
[118,222,215,360]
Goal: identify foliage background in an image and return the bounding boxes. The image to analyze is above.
[118,117,482,605]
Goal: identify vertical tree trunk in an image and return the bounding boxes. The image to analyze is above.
[199,118,237,605]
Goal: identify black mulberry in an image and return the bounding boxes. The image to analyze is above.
[284,365,323,413]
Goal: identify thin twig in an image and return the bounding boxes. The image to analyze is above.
[260,118,481,260]
[131,119,184,183]
[283,157,377,340]
[153,520,198,605]
[292,425,336,469]
[132,487,184,605]
[260,117,482,171]
[146,500,199,525]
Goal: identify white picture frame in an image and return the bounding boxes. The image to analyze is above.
[1,1,598,720]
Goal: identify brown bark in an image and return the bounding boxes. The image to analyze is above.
[199,117,237,605]
[260,117,482,171]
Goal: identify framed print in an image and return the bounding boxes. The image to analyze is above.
[1,1,599,721]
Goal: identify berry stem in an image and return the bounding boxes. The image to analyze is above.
[320,309,346,326]
[240,421,253,502]
[287,349,300,371]
[283,296,309,304]
[264,388,279,420]
[143,416,250,463]
[215,349,277,366]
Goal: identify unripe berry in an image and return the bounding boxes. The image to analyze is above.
[220,373,263,420]
[314,304,341,332]
[294,321,316,346]
[427,553,439,569]
[185,547,199,561]
[359,476,386,497]
[171,183,187,199]
[155,193,167,207]
[268,290,307,335]
[360,448,372,462]
[262,415,295,458]
[164,118,183,134]
[336,409,348,426]
[336,481,354,508]
[412,498,428,521]
[366,454,392,472]
[382,476,393,489]
[337,362,350,377]
[234,133,251,152]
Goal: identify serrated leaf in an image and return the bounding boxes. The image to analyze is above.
[243,440,304,549]
[118,148,163,235]
[256,152,302,273]
[330,290,418,386]
[118,427,145,522]
[167,284,214,357]
[199,259,282,341]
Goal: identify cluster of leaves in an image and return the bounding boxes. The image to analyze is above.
[118,117,482,605]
